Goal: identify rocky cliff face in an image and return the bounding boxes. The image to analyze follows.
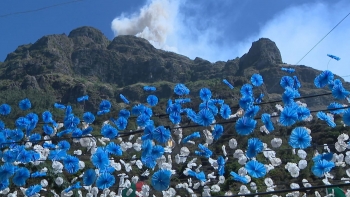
[0,26,348,112]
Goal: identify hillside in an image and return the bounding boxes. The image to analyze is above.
[2,26,348,113]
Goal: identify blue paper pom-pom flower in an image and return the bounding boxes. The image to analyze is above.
[136,114,151,127]
[244,105,259,118]
[174,83,190,96]
[169,113,181,124]
[12,167,30,186]
[0,163,15,182]
[195,144,212,158]
[119,94,129,104]
[15,117,30,130]
[279,105,298,126]
[297,106,311,121]
[152,145,165,158]
[29,133,41,143]
[312,159,335,177]
[288,127,311,149]
[92,148,110,169]
[147,95,159,106]
[212,124,224,140]
[230,171,248,184]
[327,102,344,114]
[327,54,340,61]
[182,132,200,144]
[43,124,54,135]
[54,103,66,109]
[245,160,266,178]
[261,113,274,132]
[281,67,295,73]
[77,95,89,102]
[251,73,263,86]
[239,96,254,110]
[82,112,95,124]
[25,185,42,197]
[246,138,264,158]
[83,169,97,186]
[58,140,70,150]
[64,114,80,130]
[63,155,80,174]
[144,86,156,91]
[317,111,336,127]
[153,126,171,144]
[19,98,31,110]
[101,124,118,139]
[280,76,294,89]
[99,100,111,111]
[217,156,226,176]
[240,84,253,97]
[196,109,214,126]
[96,173,115,189]
[222,79,234,89]
[114,117,128,130]
[119,109,130,119]
[106,142,122,156]
[332,85,350,99]
[235,116,257,135]
[314,70,334,88]
[42,111,53,123]
[0,104,11,115]
[199,88,212,101]
[152,169,172,191]
[220,104,231,119]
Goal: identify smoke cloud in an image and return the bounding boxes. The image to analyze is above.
[111,0,179,50]
[111,0,350,81]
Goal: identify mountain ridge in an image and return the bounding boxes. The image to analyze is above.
[0,26,348,113]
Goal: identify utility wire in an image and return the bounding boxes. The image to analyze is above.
[0,0,84,18]
[296,11,350,65]
[2,105,348,146]
[219,182,350,197]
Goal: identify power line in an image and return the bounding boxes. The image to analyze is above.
[0,0,84,18]
[295,11,350,65]
[220,183,350,197]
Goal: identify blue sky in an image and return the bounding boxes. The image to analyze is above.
[1,0,350,79]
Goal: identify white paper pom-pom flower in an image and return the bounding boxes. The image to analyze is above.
[269,157,282,166]
[338,133,349,142]
[335,141,347,152]
[229,138,238,149]
[239,185,250,194]
[41,179,48,187]
[218,176,225,184]
[264,178,274,187]
[238,155,247,165]
[211,185,220,193]
[180,147,190,156]
[234,149,244,158]
[55,177,64,185]
[298,160,308,170]
[250,182,257,191]
[271,138,282,148]
[263,149,276,158]
[297,150,307,159]
[290,183,300,190]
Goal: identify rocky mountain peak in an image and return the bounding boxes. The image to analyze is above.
[68,26,110,49]
[239,38,282,72]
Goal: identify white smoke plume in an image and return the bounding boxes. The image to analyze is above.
[111,0,350,81]
[111,0,179,50]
